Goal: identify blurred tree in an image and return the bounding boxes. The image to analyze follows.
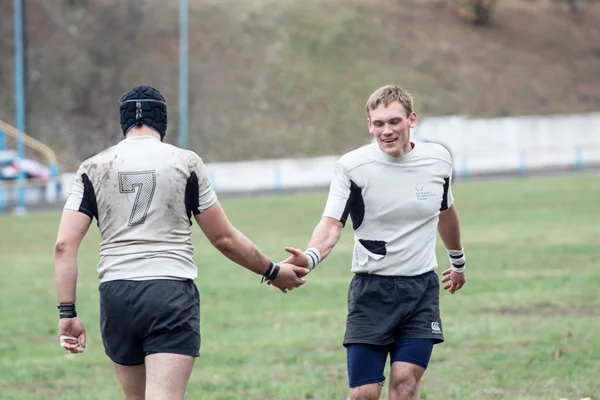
[66,0,88,6]
[30,0,164,156]
[543,0,599,20]
[453,0,497,25]
[566,0,580,13]
[451,0,598,25]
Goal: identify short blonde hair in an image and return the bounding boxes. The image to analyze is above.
[365,85,413,117]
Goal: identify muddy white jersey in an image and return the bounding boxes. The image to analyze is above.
[64,136,217,282]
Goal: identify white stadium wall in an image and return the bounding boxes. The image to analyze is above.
[412,113,600,178]
[56,112,600,200]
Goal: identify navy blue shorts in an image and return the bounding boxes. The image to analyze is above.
[347,339,435,388]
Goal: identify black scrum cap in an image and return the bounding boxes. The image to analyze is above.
[119,85,167,140]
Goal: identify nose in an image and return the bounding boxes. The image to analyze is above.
[383,123,393,135]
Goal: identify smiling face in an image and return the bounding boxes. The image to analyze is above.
[367,100,417,158]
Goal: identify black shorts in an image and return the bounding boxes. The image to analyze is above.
[343,271,444,347]
[99,279,200,366]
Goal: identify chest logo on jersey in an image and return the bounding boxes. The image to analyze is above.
[415,184,437,201]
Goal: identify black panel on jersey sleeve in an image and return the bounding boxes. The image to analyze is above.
[340,180,365,230]
[358,239,387,256]
[185,171,200,225]
[80,173,98,221]
[440,177,450,211]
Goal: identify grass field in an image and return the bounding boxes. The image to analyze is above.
[1,173,599,400]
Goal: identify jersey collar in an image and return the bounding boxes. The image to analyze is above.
[372,141,416,163]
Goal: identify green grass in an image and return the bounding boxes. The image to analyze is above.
[1,172,600,399]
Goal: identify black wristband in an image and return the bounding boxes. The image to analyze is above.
[260,262,281,284]
[58,303,77,319]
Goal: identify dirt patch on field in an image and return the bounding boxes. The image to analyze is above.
[460,340,533,351]
[491,303,598,316]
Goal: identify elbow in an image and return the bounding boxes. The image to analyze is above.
[54,239,75,259]
[439,204,458,220]
[442,203,458,215]
[212,234,235,254]
[204,219,238,255]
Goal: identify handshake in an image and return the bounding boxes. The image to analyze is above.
[262,247,321,294]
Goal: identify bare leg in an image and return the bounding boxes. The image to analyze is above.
[111,362,146,400]
[388,362,425,400]
[144,353,195,400]
[348,382,383,400]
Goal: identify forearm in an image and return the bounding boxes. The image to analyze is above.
[437,204,462,250]
[307,217,343,262]
[214,228,271,275]
[438,204,467,272]
[54,245,78,304]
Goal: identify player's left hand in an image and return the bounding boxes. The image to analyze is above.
[58,317,86,354]
[441,269,466,294]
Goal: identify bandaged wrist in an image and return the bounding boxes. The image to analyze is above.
[304,247,321,270]
[447,248,466,273]
[58,303,77,319]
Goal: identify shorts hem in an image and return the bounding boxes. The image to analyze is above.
[343,339,395,348]
[144,347,200,358]
[99,276,197,284]
[349,376,386,388]
[106,353,145,366]
[342,337,395,347]
[396,335,444,345]
[391,356,429,370]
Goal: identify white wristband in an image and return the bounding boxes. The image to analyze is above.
[447,248,466,273]
[304,247,321,270]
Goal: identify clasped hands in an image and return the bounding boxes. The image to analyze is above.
[266,247,312,294]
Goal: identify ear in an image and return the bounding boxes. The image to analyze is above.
[367,118,373,135]
[408,112,418,128]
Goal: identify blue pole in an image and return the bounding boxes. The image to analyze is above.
[178,0,188,149]
[0,129,5,212]
[460,156,469,180]
[518,150,527,176]
[574,146,583,170]
[49,161,60,202]
[0,181,4,213]
[14,0,27,215]
[209,171,217,192]
[274,166,282,192]
[0,129,4,212]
